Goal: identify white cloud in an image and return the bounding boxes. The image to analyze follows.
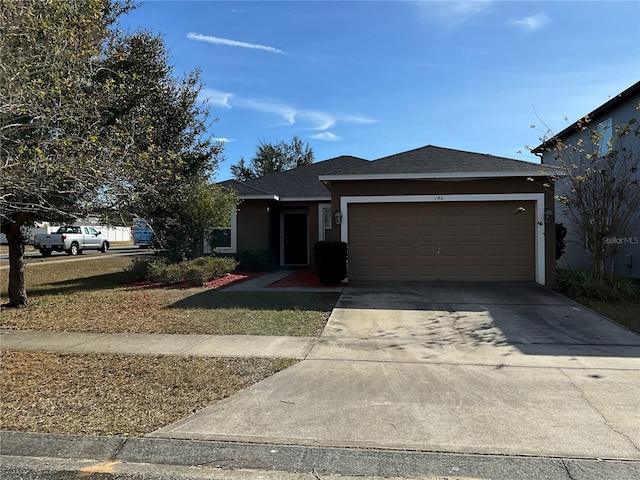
[214,137,233,143]
[234,98,297,125]
[312,132,341,141]
[341,115,378,125]
[507,13,550,32]
[298,111,336,131]
[200,89,233,109]
[187,33,286,55]
[416,1,493,26]
[200,90,376,138]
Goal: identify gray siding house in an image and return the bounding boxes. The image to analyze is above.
[533,81,640,278]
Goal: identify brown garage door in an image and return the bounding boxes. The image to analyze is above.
[348,201,535,281]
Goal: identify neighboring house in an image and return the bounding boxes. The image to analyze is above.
[221,145,560,285]
[532,81,640,278]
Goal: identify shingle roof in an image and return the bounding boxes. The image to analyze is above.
[319,145,558,179]
[221,155,369,199]
[218,179,275,197]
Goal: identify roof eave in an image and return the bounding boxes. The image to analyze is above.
[318,170,562,181]
[238,195,280,201]
[279,196,330,202]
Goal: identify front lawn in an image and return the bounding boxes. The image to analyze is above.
[1,351,295,437]
[0,256,339,336]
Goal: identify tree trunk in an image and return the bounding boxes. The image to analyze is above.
[592,254,605,280]
[3,218,28,307]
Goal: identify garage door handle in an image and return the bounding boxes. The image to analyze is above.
[437,247,440,254]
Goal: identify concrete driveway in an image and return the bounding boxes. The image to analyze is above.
[151,282,640,460]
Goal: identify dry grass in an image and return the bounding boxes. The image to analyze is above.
[1,256,339,336]
[1,351,295,437]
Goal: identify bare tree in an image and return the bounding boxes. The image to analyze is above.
[538,114,640,278]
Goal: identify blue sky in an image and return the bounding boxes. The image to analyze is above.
[120,1,640,181]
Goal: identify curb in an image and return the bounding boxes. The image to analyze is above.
[2,431,639,480]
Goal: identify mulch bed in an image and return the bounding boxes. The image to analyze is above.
[127,272,264,290]
[126,270,343,290]
[268,269,344,288]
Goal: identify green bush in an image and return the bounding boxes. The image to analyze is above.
[314,241,347,284]
[126,257,152,280]
[128,256,237,286]
[557,268,639,302]
[236,249,273,272]
[555,222,567,261]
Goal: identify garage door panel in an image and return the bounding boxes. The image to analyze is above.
[348,201,535,282]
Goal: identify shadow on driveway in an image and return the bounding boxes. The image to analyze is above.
[323,282,640,358]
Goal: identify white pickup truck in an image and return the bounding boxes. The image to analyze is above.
[33,225,110,257]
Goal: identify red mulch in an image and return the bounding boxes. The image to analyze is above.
[268,269,344,288]
[126,272,263,290]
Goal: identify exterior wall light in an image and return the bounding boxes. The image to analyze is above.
[334,210,343,225]
[544,207,554,224]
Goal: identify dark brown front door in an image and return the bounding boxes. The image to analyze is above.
[282,212,308,265]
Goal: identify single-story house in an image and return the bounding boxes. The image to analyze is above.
[220,145,560,285]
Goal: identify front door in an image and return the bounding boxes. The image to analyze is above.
[281,212,308,265]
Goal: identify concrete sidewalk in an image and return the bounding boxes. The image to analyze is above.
[0,330,315,359]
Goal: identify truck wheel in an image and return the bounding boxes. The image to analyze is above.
[40,249,52,258]
[100,242,109,253]
[68,243,79,256]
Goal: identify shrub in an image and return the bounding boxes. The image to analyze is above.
[128,256,237,286]
[556,268,639,302]
[555,223,567,261]
[236,249,273,272]
[314,241,347,284]
[147,260,170,282]
[126,257,152,280]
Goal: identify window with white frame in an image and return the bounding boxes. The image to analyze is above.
[211,208,237,254]
[319,204,332,241]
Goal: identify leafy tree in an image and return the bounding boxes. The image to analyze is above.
[0,0,230,306]
[147,181,236,263]
[536,115,640,278]
[231,136,313,181]
[94,30,221,214]
[1,0,130,307]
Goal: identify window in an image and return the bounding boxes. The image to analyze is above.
[209,208,237,254]
[319,204,332,241]
[212,228,231,248]
[597,117,613,156]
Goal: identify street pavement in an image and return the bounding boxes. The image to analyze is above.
[2,280,639,479]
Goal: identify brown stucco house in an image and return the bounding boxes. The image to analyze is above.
[220,145,560,285]
[217,155,368,265]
